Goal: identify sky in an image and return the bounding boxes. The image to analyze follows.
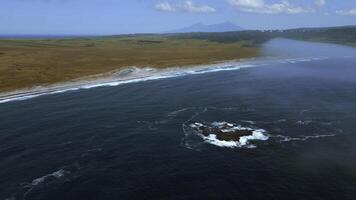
[1,0,356,35]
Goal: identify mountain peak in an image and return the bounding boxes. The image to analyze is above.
[167,22,244,33]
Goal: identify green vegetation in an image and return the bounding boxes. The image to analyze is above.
[0,36,258,92]
[283,26,356,47]
[172,26,356,47]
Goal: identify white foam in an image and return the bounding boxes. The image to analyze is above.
[167,108,190,117]
[296,120,313,125]
[201,129,269,148]
[239,129,269,146]
[203,134,241,148]
[211,121,232,127]
[30,169,68,186]
[275,134,336,142]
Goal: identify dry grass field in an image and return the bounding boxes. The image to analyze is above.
[0,36,259,92]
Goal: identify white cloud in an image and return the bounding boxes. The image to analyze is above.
[155,2,176,12]
[336,8,356,16]
[315,0,325,7]
[229,0,264,9]
[182,1,216,13]
[155,1,216,13]
[228,0,313,14]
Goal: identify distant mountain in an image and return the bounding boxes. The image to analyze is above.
[167,22,244,33]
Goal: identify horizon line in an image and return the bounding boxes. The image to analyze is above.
[1,25,355,39]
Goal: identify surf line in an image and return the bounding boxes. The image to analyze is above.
[0,56,329,104]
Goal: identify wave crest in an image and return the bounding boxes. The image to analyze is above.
[0,56,331,104]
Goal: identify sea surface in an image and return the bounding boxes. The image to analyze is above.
[1,39,356,200]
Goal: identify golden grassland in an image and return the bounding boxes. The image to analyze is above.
[0,36,259,93]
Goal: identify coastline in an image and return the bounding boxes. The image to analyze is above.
[0,58,255,104]
[0,56,331,104]
[0,37,259,93]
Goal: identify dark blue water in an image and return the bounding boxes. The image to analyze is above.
[1,39,356,200]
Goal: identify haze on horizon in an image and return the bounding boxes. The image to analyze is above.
[1,0,356,35]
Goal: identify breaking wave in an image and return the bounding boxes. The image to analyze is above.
[29,169,69,186]
[200,128,269,148]
[273,134,336,142]
[22,169,70,199]
[179,107,342,150]
[182,121,269,149]
[0,56,330,104]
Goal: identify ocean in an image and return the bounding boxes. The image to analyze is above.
[1,39,356,200]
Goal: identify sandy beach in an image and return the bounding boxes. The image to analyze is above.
[0,59,252,104]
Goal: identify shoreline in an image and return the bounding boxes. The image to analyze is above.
[0,36,259,93]
[0,58,254,103]
[0,56,332,104]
